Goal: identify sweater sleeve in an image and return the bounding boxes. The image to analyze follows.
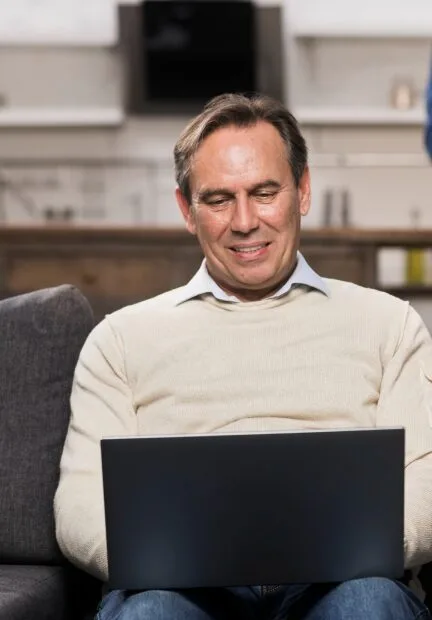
[54,316,137,582]
[376,303,432,568]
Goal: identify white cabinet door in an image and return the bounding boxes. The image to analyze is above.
[0,48,124,127]
[0,0,117,46]
[288,0,432,37]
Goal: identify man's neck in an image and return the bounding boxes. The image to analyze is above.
[207,265,297,302]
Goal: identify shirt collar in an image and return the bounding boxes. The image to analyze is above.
[174,252,329,305]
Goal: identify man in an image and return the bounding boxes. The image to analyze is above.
[55,93,432,619]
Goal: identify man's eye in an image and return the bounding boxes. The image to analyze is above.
[255,192,277,200]
[207,198,229,206]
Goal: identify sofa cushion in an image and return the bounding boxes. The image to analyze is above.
[0,565,67,620]
[0,286,94,564]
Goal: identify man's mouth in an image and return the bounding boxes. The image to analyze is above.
[230,243,270,253]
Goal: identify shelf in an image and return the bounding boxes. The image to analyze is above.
[301,228,432,247]
[291,28,432,39]
[294,106,426,126]
[381,286,432,298]
[0,225,431,247]
[0,107,125,127]
[308,153,430,169]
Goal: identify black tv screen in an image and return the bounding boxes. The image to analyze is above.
[142,0,257,105]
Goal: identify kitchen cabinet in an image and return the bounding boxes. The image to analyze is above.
[287,0,432,38]
[0,0,117,46]
[284,0,432,127]
[0,48,124,127]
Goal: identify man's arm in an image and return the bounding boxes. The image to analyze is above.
[376,303,432,568]
[54,317,137,582]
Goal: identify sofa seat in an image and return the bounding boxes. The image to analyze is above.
[0,565,67,620]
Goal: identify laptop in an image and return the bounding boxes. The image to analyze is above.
[101,427,405,590]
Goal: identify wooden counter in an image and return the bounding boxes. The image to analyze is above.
[0,225,430,319]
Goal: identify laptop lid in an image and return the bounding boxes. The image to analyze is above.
[101,427,405,590]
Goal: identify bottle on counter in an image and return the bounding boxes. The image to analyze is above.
[321,188,352,228]
[405,207,425,286]
[390,77,417,111]
[322,189,333,228]
[341,188,351,228]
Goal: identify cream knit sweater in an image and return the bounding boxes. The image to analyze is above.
[54,279,432,582]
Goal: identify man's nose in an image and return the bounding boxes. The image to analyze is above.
[231,196,259,234]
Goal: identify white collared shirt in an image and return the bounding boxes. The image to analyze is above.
[174,252,329,305]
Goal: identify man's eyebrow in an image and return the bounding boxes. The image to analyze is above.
[250,179,281,192]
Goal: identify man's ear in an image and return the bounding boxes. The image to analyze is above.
[298,167,311,217]
[176,187,197,234]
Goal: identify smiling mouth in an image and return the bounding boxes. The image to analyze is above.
[230,242,270,253]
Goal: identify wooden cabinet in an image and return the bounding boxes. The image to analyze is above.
[0,225,430,320]
[0,227,202,319]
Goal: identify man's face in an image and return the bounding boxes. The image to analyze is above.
[176,121,311,301]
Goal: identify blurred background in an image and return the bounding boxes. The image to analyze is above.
[0,0,431,323]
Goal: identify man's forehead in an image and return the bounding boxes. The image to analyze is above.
[192,126,286,169]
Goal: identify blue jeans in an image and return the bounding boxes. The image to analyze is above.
[96,579,430,619]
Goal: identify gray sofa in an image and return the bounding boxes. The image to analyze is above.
[0,285,101,620]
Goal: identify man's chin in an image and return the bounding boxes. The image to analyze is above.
[209,263,281,296]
